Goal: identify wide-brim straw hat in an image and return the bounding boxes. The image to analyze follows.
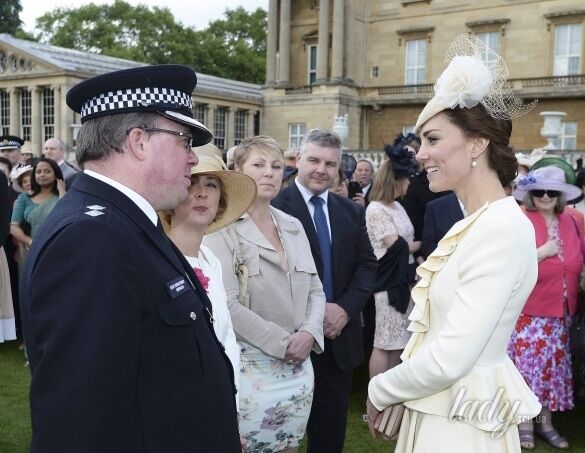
[513,166,581,202]
[190,153,257,234]
[11,165,33,193]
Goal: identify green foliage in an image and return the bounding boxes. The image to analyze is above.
[0,0,23,35]
[32,0,266,84]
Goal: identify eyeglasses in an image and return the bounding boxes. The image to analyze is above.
[531,189,561,198]
[137,127,194,152]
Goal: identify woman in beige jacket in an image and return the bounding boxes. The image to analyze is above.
[366,34,541,452]
[204,136,325,453]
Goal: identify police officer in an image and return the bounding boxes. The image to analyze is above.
[20,65,241,452]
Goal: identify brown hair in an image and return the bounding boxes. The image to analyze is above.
[442,104,517,187]
[523,191,566,215]
[161,174,227,227]
[369,159,402,203]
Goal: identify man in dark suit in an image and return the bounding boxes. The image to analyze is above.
[420,192,464,258]
[272,128,377,453]
[20,65,241,453]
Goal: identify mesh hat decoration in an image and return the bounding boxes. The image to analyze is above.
[513,166,581,202]
[415,34,537,132]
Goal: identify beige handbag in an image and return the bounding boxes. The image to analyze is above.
[376,404,405,440]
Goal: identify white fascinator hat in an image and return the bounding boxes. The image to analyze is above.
[415,34,536,132]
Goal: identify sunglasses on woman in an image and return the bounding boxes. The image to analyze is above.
[531,189,561,198]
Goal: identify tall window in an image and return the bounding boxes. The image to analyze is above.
[213,107,227,150]
[193,103,206,125]
[42,87,55,143]
[308,45,317,84]
[289,123,306,149]
[20,89,31,141]
[554,23,582,76]
[477,31,500,63]
[558,122,578,150]
[405,39,426,84]
[234,110,246,145]
[0,90,9,135]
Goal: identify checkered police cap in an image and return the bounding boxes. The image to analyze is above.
[67,65,212,147]
[0,135,24,150]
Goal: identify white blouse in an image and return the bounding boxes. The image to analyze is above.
[186,245,240,410]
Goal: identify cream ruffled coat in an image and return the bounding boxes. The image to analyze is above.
[368,197,541,452]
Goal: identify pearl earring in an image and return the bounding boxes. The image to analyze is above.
[471,159,477,168]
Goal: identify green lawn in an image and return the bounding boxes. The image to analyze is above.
[1,341,583,452]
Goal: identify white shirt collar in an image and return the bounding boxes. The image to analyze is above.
[294,177,329,206]
[57,160,65,166]
[362,183,371,195]
[84,169,158,226]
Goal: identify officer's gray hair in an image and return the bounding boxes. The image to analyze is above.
[76,112,162,165]
[299,128,342,158]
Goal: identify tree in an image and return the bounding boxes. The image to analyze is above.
[33,1,266,84]
[0,0,23,35]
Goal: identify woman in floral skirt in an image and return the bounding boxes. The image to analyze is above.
[510,166,585,450]
[204,136,325,452]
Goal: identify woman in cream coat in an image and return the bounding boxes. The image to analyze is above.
[366,34,541,452]
[204,136,325,453]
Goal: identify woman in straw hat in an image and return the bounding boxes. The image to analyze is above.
[162,152,257,414]
[508,166,584,449]
[365,34,541,452]
[204,136,325,453]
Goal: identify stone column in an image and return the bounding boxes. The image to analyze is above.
[331,0,345,81]
[30,86,42,153]
[207,104,216,135]
[266,0,278,85]
[317,0,330,83]
[60,84,72,147]
[226,107,235,149]
[8,87,20,136]
[277,0,291,85]
[345,0,354,82]
[52,85,62,142]
[246,110,256,138]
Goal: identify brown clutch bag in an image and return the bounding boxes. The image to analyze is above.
[376,404,405,440]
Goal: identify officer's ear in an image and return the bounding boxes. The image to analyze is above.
[125,127,148,161]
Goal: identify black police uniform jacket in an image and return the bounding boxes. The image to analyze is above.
[20,173,240,453]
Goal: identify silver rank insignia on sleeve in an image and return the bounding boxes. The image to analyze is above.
[84,205,106,217]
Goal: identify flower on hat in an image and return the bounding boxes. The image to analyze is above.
[516,174,537,187]
[435,56,493,110]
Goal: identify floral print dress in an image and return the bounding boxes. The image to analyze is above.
[508,218,574,411]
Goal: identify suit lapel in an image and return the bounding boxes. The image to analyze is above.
[445,194,464,223]
[286,184,322,271]
[327,193,342,274]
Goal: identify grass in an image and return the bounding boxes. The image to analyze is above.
[1,340,584,452]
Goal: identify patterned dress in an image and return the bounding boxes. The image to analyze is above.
[366,200,415,350]
[508,218,574,411]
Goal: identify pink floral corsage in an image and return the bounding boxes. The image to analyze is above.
[193,267,210,292]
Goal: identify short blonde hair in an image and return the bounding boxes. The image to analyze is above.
[233,135,285,169]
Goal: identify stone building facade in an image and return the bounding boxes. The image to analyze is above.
[262,0,585,154]
[0,34,262,159]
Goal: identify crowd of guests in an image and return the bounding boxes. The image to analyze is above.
[0,136,79,345]
[4,51,585,453]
